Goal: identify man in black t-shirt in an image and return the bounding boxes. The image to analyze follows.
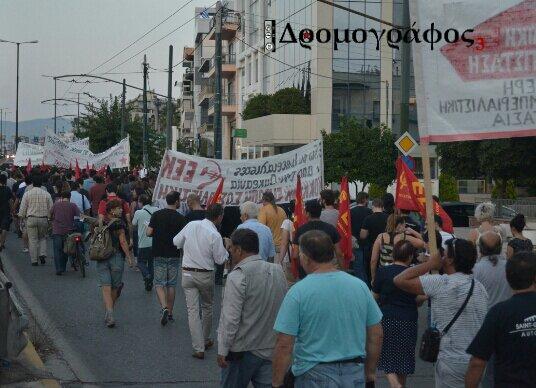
[292,200,342,279]
[360,199,389,284]
[147,191,187,325]
[185,193,206,223]
[466,251,536,388]
[350,192,372,282]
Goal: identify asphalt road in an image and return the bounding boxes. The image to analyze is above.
[2,232,435,387]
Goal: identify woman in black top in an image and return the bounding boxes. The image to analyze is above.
[507,214,533,259]
[372,240,426,388]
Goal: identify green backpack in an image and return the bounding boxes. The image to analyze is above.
[89,219,118,261]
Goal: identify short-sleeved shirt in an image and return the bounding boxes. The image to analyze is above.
[132,205,159,249]
[473,256,512,309]
[108,219,127,256]
[98,194,130,217]
[362,212,389,246]
[149,208,187,257]
[236,219,276,261]
[274,271,382,376]
[467,292,536,388]
[50,201,80,235]
[258,204,287,248]
[350,205,372,242]
[372,264,417,321]
[0,185,13,216]
[508,238,534,255]
[419,273,488,362]
[70,190,91,214]
[320,208,339,227]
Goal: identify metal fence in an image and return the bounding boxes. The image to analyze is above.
[474,198,536,219]
[0,258,28,359]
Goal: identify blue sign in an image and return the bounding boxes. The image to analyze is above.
[402,155,415,171]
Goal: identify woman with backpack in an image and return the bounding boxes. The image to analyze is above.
[370,214,425,286]
[95,199,134,328]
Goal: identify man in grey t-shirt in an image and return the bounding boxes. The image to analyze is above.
[319,189,339,227]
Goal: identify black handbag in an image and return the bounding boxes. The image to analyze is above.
[419,279,474,362]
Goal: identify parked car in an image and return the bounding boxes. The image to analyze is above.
[442,201,516,227]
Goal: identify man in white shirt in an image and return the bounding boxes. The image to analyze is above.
[173,203,229,359]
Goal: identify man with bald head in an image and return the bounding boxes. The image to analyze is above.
[185,194,206,223]
[473,231,512,388]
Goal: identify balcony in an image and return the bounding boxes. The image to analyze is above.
[208,93,237,117]
[198,84,215,106]
[183,68,194,80]
[207,14,240,41]
[206,53,236,79]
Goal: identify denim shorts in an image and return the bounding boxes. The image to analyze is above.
[154,257,180,287]
[96,253,125,288]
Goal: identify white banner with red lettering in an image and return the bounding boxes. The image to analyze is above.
[43,133,130,169]
[411,0,536,142]
[14,138,90,166]
[153,140,324,207]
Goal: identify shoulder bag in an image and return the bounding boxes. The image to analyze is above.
[419,279,475,362]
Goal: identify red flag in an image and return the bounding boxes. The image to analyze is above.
[75,159,81,180]
[97,165,106,175]
[291,175,307,278]
[395,157,454,233]
[40,160,47,173]
[26,159,32,175]
[207,177,224,206]
[336,176,353,269]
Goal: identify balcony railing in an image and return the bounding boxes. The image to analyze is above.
[209,53,236,69]
[209,93,237,109]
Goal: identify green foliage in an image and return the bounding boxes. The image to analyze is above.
[439,173,459,202]
[368,183,386,199]
[74,97,165,168]
[242,87,310,120]
[322,117,397,189]
[492,179,517,199]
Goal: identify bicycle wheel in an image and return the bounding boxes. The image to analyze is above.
[77,245,86,278]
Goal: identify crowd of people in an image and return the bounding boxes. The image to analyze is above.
[0,166,534,388]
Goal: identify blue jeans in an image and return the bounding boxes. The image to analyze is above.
[220,351,272,388]
[295,363,365,388]
[136,247,154,281]
[352,247,368,285]
[52,234,68,273]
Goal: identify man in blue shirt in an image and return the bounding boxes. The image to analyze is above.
[272,230,383,388]
[82,170,96,192]
[236,201,275,262]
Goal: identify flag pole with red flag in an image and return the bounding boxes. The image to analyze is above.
[291,175,307,278]
[75,159,81,180]
[336,176,353,269]
[207,177,224,206]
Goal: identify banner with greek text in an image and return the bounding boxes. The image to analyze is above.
[14,138,90,166]
[153,140,324,207]
[411,0,536,142]
[43,133,130,169]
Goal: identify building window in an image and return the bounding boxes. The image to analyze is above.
[458,180,486,194]
[254,57,258,83]
[249,0,259,43]
[247,61,251,85]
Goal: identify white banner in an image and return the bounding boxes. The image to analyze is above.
[412,0,536,142]
[14,138,90,166]
[153,140,324,207]
[43,133,130,169]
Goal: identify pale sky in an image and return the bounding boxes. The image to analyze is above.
[0,0,204,121]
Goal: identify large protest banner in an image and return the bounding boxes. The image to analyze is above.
[153,140,324,207]
[43,133,130,169]
[14,137,90,166]
[411,0,536,142]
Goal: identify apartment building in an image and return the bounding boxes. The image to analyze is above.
[178,47,195,141]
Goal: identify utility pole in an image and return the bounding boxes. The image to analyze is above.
[142,55,148,168]
[121,78,126,139]
[399,0,410,135]
[54,77,57,134]
[166,45,173,150]
[15,43,19,148]
[214,1,223,159]
[0,108,3,158]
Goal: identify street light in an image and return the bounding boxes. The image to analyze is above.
[0,39,39,149]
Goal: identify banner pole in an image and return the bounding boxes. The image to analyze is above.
[421,140,438,256]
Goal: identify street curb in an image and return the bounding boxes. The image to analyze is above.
[20,336,60,388]
[2,252,98,384]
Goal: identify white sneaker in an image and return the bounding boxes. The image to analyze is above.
[22,248,29,253]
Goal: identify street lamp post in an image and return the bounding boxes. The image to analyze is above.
[0,39,38,149]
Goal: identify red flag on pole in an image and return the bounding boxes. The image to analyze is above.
[97,165,106,175]
[291,175,307,278]
[395,157,454,233]
[207,177,224,206]
[26,159,32,175]
[40,160,47,173]
[336,176,353,269]
[75,159,81,180]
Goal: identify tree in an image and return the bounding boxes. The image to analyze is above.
[242,94,273,120]
[439,173,459,202]
[74,97,165,168]
[242,87,310,120]
[322,117,397,192]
